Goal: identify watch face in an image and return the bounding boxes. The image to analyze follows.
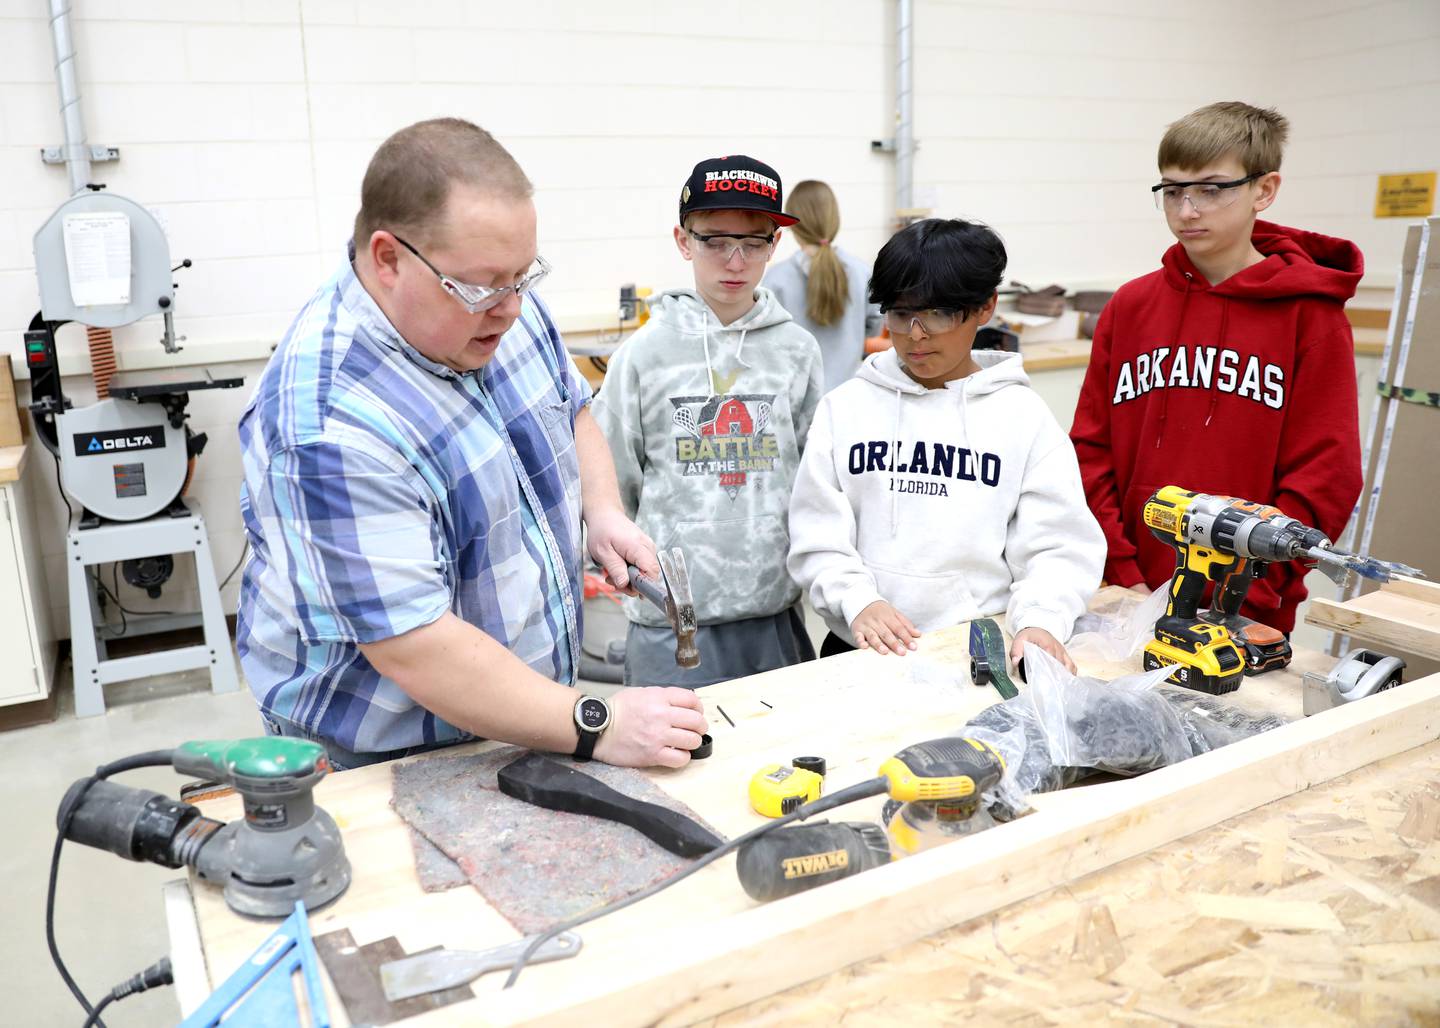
[577,697,610,732]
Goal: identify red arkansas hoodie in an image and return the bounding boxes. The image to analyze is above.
[1069,221,1364,633]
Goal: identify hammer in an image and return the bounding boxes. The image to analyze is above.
[625,548,700,669]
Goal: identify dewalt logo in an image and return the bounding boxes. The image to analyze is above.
[781,849,849,879]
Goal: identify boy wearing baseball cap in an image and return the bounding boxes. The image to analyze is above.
[592,156,825,687]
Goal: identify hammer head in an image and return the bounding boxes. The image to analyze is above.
[657,549,700,669]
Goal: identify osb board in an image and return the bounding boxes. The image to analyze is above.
[175,590,1440,1026]
[710,739,1440,1027]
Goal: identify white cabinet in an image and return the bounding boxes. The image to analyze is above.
[0,445,56,705]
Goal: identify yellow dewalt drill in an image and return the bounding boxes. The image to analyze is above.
[1141,486,1421,694]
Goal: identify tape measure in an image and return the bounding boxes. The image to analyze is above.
[749,763,824,818]
[969,618,1019,699]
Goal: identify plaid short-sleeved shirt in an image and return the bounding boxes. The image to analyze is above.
[237,257,590,755]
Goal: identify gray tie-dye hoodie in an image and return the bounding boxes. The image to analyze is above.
[592,287,824,627]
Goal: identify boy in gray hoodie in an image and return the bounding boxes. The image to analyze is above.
[593,156,825,686]
[787,219,1104,672]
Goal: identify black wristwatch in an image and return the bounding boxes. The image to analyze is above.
[572,694,612,762]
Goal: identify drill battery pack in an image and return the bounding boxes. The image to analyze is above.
[1202,612,1292,675]
[1143,620,1245,695]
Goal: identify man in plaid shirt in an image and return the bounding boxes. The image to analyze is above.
[238,119,707,769]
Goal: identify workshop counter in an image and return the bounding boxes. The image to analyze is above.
[164,590,1440,1025]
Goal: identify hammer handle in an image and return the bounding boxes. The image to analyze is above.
[626,565,669,614]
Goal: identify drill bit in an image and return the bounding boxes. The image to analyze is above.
[1304,545,1424,585]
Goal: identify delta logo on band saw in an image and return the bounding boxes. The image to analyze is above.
[73,425,167,456]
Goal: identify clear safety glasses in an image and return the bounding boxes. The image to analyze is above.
[1151,173,1263,213]
[687,230,776,263]
[883,308,965,336]
[395,235,551,314]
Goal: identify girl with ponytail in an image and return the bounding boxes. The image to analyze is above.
[766,180,882,394]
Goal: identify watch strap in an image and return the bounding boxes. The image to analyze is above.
[573,724,599,761]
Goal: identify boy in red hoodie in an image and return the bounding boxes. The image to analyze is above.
[1069,101,1363,634]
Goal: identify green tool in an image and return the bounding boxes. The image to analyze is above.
[59,737,351,917]
[969,618,1019,699]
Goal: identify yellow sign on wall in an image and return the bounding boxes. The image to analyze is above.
[1375,172,1436,218]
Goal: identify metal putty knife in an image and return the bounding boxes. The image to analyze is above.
[380,932,582,1002]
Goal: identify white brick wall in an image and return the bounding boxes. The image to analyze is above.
[0,0,1435,631]
[1262,0,1440,281]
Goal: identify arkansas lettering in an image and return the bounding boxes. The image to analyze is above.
[847,440,1002,498]
[1112,346,1285,409]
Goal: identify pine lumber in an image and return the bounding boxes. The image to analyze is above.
[1306,578,1440,660]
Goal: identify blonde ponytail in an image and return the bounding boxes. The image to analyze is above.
[785,180,847,327]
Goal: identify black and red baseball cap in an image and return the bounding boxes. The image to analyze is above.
[678,156,799,227]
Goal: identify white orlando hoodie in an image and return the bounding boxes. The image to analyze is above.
[787,347,1104,645]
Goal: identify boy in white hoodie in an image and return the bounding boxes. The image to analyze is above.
[593,156,825,686]
[787,219,1103,671]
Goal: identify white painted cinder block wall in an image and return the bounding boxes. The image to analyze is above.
[0,0,1436,633]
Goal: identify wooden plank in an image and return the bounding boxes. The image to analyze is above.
[177,594,1440,1026]
[1020,339,1091,371]
[1347,306,1391,330]
[0,444,28,485]
[162,879,211,1018]
[716,740,1440,1026]
[1306,592,1440,661]
[1382,575,1440,606]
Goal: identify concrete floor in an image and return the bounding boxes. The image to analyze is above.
[2,659,263,1026]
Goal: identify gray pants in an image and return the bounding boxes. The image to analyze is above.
[624,604,816,688]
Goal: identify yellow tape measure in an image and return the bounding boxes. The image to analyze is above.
[748,764,824,818]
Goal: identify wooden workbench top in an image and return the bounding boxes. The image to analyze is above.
[0,443,29,484]
[170,592,1440,1025]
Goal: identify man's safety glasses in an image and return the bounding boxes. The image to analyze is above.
[394,235,551,314]
[687,230,776,263]
[1151,173,1263,213]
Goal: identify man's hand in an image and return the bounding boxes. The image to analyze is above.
[850,600,920,656]
[1011,627,1076,673]
[594,687,708,769]
[1130,582,1153,596]
[586,506,658,593]
[361,615,708,770]
[574,406,656,593]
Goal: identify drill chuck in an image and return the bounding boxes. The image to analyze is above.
[1214,507,1328,563]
